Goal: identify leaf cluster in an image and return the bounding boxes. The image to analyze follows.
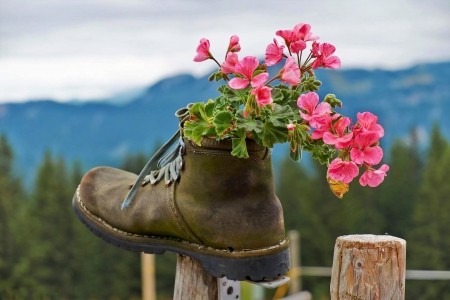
[184,75,333,162]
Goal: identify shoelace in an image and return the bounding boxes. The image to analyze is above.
[121,114,189,210]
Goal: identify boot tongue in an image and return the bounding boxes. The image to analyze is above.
[121,129,181,210]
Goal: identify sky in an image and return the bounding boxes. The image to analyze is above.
[0,0,449,103]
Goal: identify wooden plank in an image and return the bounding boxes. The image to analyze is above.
[173,254,218,300]
[141,253,156,300]
[330,234,406,300]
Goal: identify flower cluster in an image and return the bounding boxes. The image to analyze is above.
[188,23,388,198]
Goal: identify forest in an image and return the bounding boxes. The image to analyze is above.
[0,125,449,299]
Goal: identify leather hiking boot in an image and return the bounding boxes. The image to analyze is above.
[73,114,290,281]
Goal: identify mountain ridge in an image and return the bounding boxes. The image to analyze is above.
[1,61,449,177]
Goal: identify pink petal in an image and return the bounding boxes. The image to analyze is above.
[311,128,327,139]
[281,69,301,85]
[378,164,390,173]
[335,132,354,149]
[251,85,273,107]
[193,38,210,62]
[297,92,319,114]
[334,117,351,136]
[350,148,365,164]
[221,52,239,74]
[280,57,300,85]
[299,111,312,122]
[357,112,378,127]
[363,146,383,165]
[251,72,269,87]
[228,35,241,52]
[313,102,331,117]
[328,158,359,184]
[322,132,341,145]
[229,77,249,89]
[322,56,341,69]
[265,39,284,66]
[320,43,336,57]
[354,132,380,149]
[359,164,389,187]
[290,40,307,53]
[235,56,259,79]
[311,58,322,69]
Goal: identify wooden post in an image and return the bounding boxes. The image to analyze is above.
[330,234,406,300]
[141,253,156,300]
[173,254,218,300]
[288,230,301,295]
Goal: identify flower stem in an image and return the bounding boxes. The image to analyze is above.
[210,56,222,68]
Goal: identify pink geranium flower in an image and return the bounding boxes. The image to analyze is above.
[322,117,353,149]
[221,52,239,74]
[227,35,241,53]
[359,164,389,187]
[353,112,384,138]
[311,114,340,140]
[229,56,269,89]
[279,57,300,85]
[276,23,319,54]
[287,123,295,131]
[294,23,319,42]
[297,92,331,128]
[350,132,383,165]
[275,29,298,47]
[193,38,211,62]
[328,158,359,184]
[251,85,273,107]
[311,42,341,69]
[265,39,285,66]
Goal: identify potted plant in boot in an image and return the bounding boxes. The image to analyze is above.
[73,23,389,281]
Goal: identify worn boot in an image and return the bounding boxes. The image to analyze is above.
[73,110,290,281]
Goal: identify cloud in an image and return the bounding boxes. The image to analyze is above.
[0,0,449,102]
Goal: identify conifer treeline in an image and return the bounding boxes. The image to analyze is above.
[0,126,449,299]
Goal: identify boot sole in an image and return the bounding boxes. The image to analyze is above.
[73,195,290,281]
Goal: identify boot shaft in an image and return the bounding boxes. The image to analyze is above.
[176,138,286,250]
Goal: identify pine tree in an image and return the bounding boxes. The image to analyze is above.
[0,135,26,296]
[378,129,422,239]
[407,125,450,299]
[12,152,76,297]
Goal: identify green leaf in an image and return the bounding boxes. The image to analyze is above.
[289,144,302,161]
[231,137,249,159]
[220,85,246,102]
[205,101,215,117]
[235,111,263,133]
[213,111,233,136]
[184,121,209,145]
[302,139,336,165]
[272,88,292,106]
[269,104,295,127]
[258,121,288,148]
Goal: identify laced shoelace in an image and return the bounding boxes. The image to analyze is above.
[121,114,189,210]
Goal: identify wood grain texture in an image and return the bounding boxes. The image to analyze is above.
[173,254,218,300]
[330,235,406,300]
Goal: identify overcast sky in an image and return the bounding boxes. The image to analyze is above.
[0,0,449,103]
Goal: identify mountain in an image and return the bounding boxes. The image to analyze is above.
[1,61,449,178]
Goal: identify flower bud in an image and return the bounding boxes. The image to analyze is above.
[324,94,342,108]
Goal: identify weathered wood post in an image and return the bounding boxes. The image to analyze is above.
[288,230,301,295]
[173,254,289,299]
[173,254,219,300]
[330,234,406,300]
[141,253,156,300]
